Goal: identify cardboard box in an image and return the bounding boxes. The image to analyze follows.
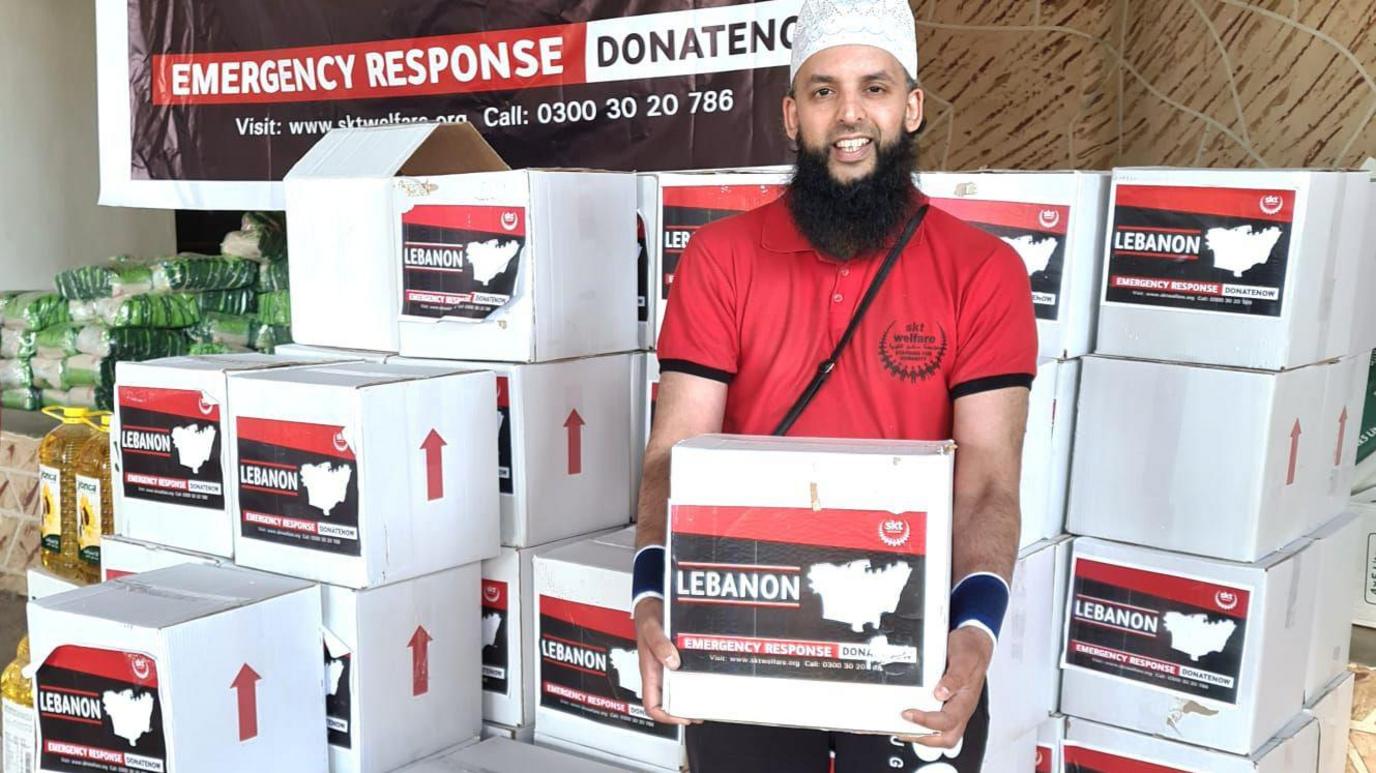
[662,436,953,735]
[1353,503,1376,628]
[1303,512,1362,702]
[1036,716,1064,773]
[322,563,481,773]
[398,737,635,773]
[1067,354,1339,562]
[1318,354,1368,528]
[533,527,685,772]
[481,530,621,728]
[26,567,80,601]
[113,354,335,558]
[1351,352,1376,501]
[391,355,633,548]
[1050,539,1073,711]
[629,352,649,517]
[918,171,1110,360]
[1062,715,1318,772]
[534,731,675,773]
[979,727,1038,773]
[28,564,326,773]
[273,344,392,363]
[639,171,788,345]
[1096,168,1370,370]
[228,361,499,588]
[1304,671,1354,773]
[100,533,221,581]
[1059,536,1316,755]
[640,352,660,448]
[480,723,533,743]
[1022,357,1079,547]
[988,538,1061,748]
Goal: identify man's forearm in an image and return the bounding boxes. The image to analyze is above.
[950,481,1020,584]
[635,443,672,551]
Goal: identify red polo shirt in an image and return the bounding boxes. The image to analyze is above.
[656,192,1038,439]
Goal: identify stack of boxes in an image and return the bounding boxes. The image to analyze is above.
[1059,168,1374,771]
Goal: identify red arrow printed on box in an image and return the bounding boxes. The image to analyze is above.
[409,625,433,696]
[564,409,585,476]
[1336,407,1348,466]
[231,664,261,742]
[1287,419,1301,486]
[420,429,447,501]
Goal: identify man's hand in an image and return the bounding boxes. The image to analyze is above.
[633,598,699,726]
[898,626,995,747]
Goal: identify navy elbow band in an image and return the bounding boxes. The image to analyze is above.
[949,572,1011,641]
[631,545,666,607]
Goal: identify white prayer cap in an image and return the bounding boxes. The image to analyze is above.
[790,0,919,84]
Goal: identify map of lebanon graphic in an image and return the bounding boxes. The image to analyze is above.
[482,612,503,648]
[806,560,913,632]
[1204,225,1282,277]
[326,656,347,696]
[300,462,352,515]
[1001,235,1058,275]
[171,424,216,474]
[1162,611,1237,661]
[467,239,521,285]
[102,689,155,746]
[609,648,642,697]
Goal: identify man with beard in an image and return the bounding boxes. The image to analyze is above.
[631,0,1036,770]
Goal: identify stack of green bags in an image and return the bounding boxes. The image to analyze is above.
[1,291,68,410]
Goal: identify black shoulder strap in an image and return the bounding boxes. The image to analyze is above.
[771,204,929,436]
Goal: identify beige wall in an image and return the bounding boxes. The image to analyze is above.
[913,0,1376,171]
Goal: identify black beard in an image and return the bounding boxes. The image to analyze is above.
[786,130,918,260]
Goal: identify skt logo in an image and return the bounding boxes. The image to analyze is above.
[1259,194,1284,216]
[879,519,911,548]
[131,654,153,681]
[1038,209,1061,230]
[501,211,519,231]
[1215,590,1239,611]
[332,431,350,454]
[483,584,502,604]
[198,393,216,416]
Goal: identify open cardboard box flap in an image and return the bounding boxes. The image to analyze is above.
[400,122,510,176]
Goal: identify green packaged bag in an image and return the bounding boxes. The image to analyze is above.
[189,342,252,355]
[253,325,292,353]
[0,329,34,360]
[0,359,32,389]
[62,386,103,410]
[30,356,65,390]
[256,291,292,327]
[0,388,38,411]
[95,293,201,328]
[75,325,189,360]
[2,292,69,331]
[34,324,81,359]
[152,254,259,293]
[190,313,258,348]
[54,257,154,300]
[63,355,111,388]
[255,259,290,292]
[222,212,287,261]
[198,289,257,316]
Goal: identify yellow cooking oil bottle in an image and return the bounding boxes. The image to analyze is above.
[2,634,34,772]
[74,413,113,583]
[38,406,96,581]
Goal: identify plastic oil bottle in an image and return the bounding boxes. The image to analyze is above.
[74,413,113,583]
[2,634,34,772]
[38,406,94,581]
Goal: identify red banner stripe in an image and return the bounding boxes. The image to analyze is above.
[1035,745,1053,773]
[539,595,634,640]
[1114,184,1295,224]
[496,376,511,408]
[41,645,160,689]
[118,386,220,423]
[481,579,509,611]
[1063,745,1187,773]
[670,505,927,556]
[1075,558,1250,619]
[403,205,527,238]
[152,23,589,106]
[926,197,1070,236]
[662,184,786,214]
[236,416,355,461]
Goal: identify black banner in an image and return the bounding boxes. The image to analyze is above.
[116,386,225,511]
[105,0,797,209]
[325,645,353,749]
[482,579,511,695]
[37,646,167,773]
[400,205,527,321]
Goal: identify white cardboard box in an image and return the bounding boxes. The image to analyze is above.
[113,354,337,558]
[1304,671,1354,773]
[534,731,675,773]
[1049,539,1073,712]
[273,344,392,363]
[1303,512,1362,702]
[479,722,533,743]
[1062,715,1318,773]
[28,564,326,773]
[322,564,482,773]
[1351,352,1376,501]
[629,352,649,517]
[1036,716,1064,773]
[988,538,1062,748]
[100,533,221,581]
[639,171,789,346]
[533,527,685,772]
[980,727,1038,773]
[640,351,660,448]
[662,436,953,735]
[228,361,499,588]
[481,529,621,728]
[25,567,80,601]
[1318,353,1369,527]
[1059,537,1316,755]
[1067,354,1341,562]
[1022,357,1079,547]
[399,737,635,773]
[391,354,634,548]
[918,171,1110,360]
[1353,502,1376,628]
[1096,168,1370,370]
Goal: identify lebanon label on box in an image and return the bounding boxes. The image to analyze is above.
[1062,553,1251,705]
[663,436,953,735]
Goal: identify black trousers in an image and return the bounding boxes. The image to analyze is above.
[685,686,989,773]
